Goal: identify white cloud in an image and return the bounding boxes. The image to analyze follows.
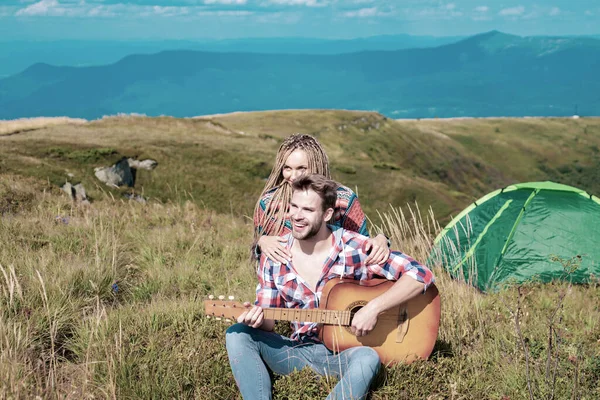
[12,2,244,18]
[549,7,560,16]
[499,6,525,16]
[266,0,327,7]
[444,3,456,11]
[15,0,116,17]
[87,6,111,17]
[151,6,190,17]
[197,10,253,16]
[584,10,593,16]
[342,6,395,18]
[16,0,60,16]
[344,7,377,18]
[204,0,247,4]
[471,5,490,20]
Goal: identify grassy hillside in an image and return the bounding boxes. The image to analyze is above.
[0,172,598,399]
[2,112,600,398]
[2,111,600,227]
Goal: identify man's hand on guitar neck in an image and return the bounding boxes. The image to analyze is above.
[237,303,275,331]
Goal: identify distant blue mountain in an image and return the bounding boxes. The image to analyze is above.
[1,31,598,120]
[0,35,462,78]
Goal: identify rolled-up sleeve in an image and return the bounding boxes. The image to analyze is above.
[367,251,435,292]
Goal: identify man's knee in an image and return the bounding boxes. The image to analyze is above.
[225,323,257,349]
[226,322,255,336]
[355,347,381,372]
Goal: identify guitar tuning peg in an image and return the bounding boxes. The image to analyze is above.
[206,315,211,319]
[208,295,215,300]
[225,318,232,322]
[228,296,235,300]
[215,317,222,321]
[218,295,225,300]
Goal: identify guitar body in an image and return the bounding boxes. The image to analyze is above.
[319,279,440,365]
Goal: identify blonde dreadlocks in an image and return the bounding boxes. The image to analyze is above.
[253,134,331,242]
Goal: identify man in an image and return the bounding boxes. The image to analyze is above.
[226,174,435,400]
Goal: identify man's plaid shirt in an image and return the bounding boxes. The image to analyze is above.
[255,226,435,341]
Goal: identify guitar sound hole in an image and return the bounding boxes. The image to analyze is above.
[349,305,363,320]
[344,301,368,334]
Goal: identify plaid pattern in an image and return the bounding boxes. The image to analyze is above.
[255,226,435,341]
[254,185,369,238]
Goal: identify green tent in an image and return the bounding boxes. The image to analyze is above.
[430,182,600,292]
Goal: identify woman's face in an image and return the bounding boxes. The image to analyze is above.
[282,149,310,184]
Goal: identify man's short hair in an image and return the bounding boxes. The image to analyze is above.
[291,174,338,211]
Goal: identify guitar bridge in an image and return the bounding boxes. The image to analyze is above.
[395,307,409,343]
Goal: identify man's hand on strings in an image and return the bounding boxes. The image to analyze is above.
[350,305,379,337]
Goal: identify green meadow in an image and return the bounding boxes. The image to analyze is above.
[1,111,599,399]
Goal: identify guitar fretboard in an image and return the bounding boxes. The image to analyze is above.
[263,308,352,326]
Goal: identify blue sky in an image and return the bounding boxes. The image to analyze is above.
[1,0,599,40]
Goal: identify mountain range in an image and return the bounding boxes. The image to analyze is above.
[1,31,599,120]
[0,35,463,78]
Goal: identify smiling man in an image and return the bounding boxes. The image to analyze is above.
[225,174,435,400]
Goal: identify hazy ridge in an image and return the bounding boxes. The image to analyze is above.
[0,34,463,78]
[1,31,599,120]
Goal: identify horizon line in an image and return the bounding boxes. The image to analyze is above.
[1,30,600,43]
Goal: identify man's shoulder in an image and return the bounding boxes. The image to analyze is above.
[333,226,369,248]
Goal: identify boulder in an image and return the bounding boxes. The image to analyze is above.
[61,182,90,204]
[128,158,158,170]
[94,158,134,187]
[95,157,158,187]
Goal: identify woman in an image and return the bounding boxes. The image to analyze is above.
[253,133,389,264]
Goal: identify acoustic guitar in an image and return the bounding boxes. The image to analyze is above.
[205,278,441,365]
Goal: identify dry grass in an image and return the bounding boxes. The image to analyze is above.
[1,173,599,399]
[0,117,87,136]
[2,112,600,398]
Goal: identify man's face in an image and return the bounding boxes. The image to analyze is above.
[289,188,332,240]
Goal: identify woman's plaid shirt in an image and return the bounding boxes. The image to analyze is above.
[255,226,435,342]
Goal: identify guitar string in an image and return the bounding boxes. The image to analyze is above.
[208,309,409,323]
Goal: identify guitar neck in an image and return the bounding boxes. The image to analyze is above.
[204,300,352,326]
[263,308,352,326]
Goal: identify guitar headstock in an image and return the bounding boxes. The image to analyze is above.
[204,295,246,322]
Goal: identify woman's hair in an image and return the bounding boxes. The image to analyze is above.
[254,134,331,239]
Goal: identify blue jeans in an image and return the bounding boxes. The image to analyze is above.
[226,323,381,400]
